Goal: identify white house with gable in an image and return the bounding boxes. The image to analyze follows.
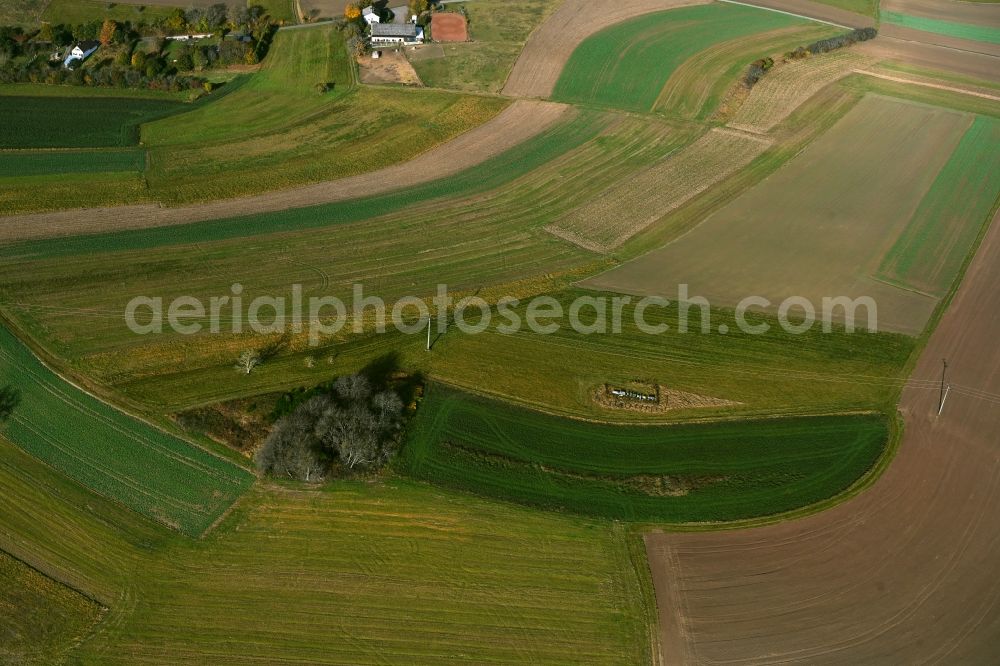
[63,40,99,68]
[362,6,380,26]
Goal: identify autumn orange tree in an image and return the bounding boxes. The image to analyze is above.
[99,19,117,46]
[344,4,361,20]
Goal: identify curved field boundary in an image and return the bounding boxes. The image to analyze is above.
[728,50,874,133]
[0,100,571,243]
[548,128,771,252]
[399,384,889,523]
[501,0,710,99]
[550,4,816,113]
[645,206,1000,664]
[0,325,253,537]
[652,24,841,119]
[720,0,874,27]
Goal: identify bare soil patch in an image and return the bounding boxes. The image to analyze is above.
[501,0,710,99]
[0,101,572,242]
[358,50,423,86]
[431,12,469,42]
[645,207,1000,663]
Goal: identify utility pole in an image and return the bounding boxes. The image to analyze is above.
[426,314,432,352]
[938,358,948,414]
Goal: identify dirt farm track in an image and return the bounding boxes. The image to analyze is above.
[647,209,1000,664]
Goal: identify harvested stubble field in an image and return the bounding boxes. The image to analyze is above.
[584,94,978,335]
[0,100,570,241]
[551,3,816,113]
[0,437,656,664]
[652,23,840,120]
[400,385,889,522]
[549,128,771,252]
[0,325,253,536]
[729,50,873,134]
[0,550,104,665]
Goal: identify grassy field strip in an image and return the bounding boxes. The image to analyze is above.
[881,11,1000,45]
[0,550,105,664]
[551,3,815,113]
[549,128,770,252]
[583,94,972,336]
[0,325,253,536]
[0,171,150,212]
[40,0,178,24]
[877,115,1000,296]
[0,149,145,177]
[729,50,872,133]
[855,69,1000,102]
[71,483,653,664]
[0,110,609,258]
[653,24,839,120]
[0,96,186,149]
[399,385,888,522]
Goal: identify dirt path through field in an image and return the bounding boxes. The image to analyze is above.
[0,100,571,242]
[646,208,1000,663]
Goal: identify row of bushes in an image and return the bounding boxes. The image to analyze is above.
[744,27,878,87]
[0,58,211,93]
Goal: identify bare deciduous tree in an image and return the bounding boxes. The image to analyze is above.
[235,350,261,375]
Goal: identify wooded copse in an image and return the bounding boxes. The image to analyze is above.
[256,375,406,482]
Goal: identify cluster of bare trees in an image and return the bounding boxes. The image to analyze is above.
[256,374,404,482]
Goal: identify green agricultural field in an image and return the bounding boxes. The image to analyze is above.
[552,3,815,113]
[410,0,558,93]
[878,115,1000,296]
[882,11,1000,45]
[0,171,150,213]
[0,95,186,149]
[40,0,178,24]
[813,0,878,16]
[0,436,655,664]
[0,551,104,664]
[399,385,889,522]
[0,149,144,177]
[253,0,298,24]
[0,325,253,536]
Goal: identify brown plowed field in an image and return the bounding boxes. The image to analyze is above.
[431,12,469,42]
[882,0,1000,28]
[856,35,1000,83]
[501,0,710,99]
[727,0,874,28]
[0,101,572,242]
[646,209,1000,663]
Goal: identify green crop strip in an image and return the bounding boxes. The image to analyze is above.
[0,149,144,177]
[0,110,609,259]
[882,11,1000,45]
[552,3,812,113]
[0,325,253,536]
[878,115,1000,296]
[399,385,889,523]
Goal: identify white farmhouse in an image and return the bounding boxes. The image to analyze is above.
[63,40,99,68]
[370,22,423,46]
[362,6,381,26]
